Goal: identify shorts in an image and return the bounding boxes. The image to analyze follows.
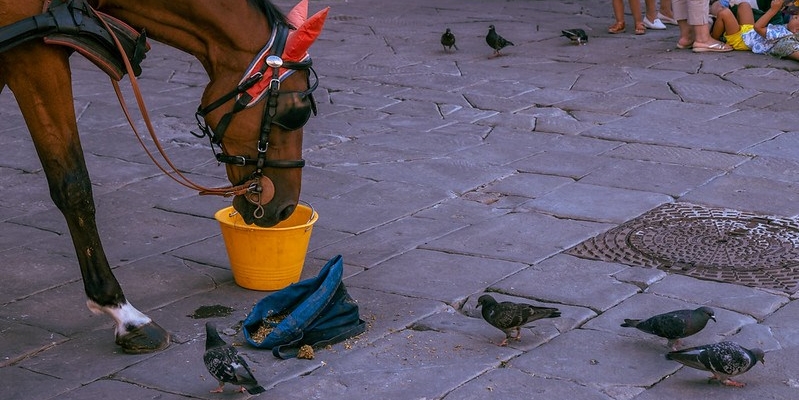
[724,24,753,50]
[770,34,799,58]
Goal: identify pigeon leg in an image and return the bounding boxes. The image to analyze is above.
[710,375,746,387]
[667,338,681,350]
[513,327,522,341]
[721,379,746,387]
[238,386,247,393]
[210,383,225,393]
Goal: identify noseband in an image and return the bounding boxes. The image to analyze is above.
[193,22,318,215]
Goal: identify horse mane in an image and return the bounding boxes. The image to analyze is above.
[247,0,290,27]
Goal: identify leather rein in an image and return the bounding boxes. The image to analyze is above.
[98,13,317,219]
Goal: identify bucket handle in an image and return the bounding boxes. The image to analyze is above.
[299,200,316,231]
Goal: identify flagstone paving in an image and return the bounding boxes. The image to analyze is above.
[3,0,799,399]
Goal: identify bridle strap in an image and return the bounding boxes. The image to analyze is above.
[95,9,292,199]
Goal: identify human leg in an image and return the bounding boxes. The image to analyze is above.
[711,7,741,39]
[644,0,667,29]
[659,0,677,24]
[689,0,733,51]
[629,0,646,34]
[609,0,626,33]
[735,2,755,25]
[673,0,695,47]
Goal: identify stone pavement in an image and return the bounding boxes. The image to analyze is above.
[3,0,799,398]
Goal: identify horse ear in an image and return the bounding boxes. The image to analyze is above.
[283,7,329,62]
[286,0,309,28]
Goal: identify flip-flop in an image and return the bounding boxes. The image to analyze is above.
[691,42,732,53]
[676,42,693,49]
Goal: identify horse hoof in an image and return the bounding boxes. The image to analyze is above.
[115,321,171,354]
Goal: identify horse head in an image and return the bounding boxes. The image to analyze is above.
[197,0,327,227]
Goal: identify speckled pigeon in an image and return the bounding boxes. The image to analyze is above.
[621,306,715,350]
[441,28,457,51]
[203,322,265,395]
[476,294,561,346]
[666,341,765,387]
[485,25,514,57]
[561,28,588,45]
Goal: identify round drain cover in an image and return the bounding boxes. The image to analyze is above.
[568,203,799,293]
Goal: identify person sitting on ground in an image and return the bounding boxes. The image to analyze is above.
[710,0,757,50]
[711,0,799,59]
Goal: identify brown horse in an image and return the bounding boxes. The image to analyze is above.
[0,0,325,353]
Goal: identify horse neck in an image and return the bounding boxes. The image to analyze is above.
[95,0,271,78]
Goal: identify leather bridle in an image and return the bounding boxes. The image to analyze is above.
[193,22,318,215]
[98,13,318,220]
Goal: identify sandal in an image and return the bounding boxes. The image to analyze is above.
[635,23,646,35]
[691,41,733,53]
[608,21,625,34]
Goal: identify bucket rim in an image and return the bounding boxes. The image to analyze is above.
[214,203,318,231]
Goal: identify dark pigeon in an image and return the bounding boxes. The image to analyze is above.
[441,28,458,51]
[666,341,765,387]
[621,306,715,350]
[476,294,560,346]
[485,25,514,57]
[203,322,266,395]
[561,28,588,45]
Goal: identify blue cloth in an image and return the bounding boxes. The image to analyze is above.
[242,255,366,359]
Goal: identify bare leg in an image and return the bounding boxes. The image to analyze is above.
[711,8,741,39]
[612,0,626,25]
[660,0,674,18]
[784,51,799,61]
[736,2,755,25]
[645,0,658,22]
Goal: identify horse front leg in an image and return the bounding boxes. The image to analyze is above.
[0,44,169,353]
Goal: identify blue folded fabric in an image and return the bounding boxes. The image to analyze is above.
[242,255,366,359]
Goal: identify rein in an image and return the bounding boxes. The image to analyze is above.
[96,10,317,219]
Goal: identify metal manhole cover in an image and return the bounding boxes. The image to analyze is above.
[566,202,799,293]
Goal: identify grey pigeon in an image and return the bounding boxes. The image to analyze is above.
[485,25,514,57]
[477,294,560,346]
[666,341,764,387]
[561,28,588,45]
[441,28,458,51]
[621,306,715,350]
[203,322,265,395]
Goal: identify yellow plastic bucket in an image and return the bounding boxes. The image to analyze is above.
[214,204,318,291]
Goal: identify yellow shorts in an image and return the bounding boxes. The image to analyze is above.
[724,24,753,51]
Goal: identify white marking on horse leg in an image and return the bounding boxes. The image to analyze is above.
[86,300,152,337]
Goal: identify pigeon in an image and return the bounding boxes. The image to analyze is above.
[441,28,458,51]
[621,306,715,350]
[666,341,765,387]
[561,28,588,45]
[485,25,514,57]
[203,322,266,395]
[476,294,561,346]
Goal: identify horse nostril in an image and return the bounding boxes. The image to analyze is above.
[279,204,295,221]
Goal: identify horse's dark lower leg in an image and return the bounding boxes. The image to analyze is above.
[0,43,169,353]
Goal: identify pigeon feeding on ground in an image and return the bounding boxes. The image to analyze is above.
[476,294,561,346]
[203,322,265,395]
[561,28,588,45]
[621,306,715,350]
[485,25,514,57]
[441,28,458,51]
[666,341,765,387]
